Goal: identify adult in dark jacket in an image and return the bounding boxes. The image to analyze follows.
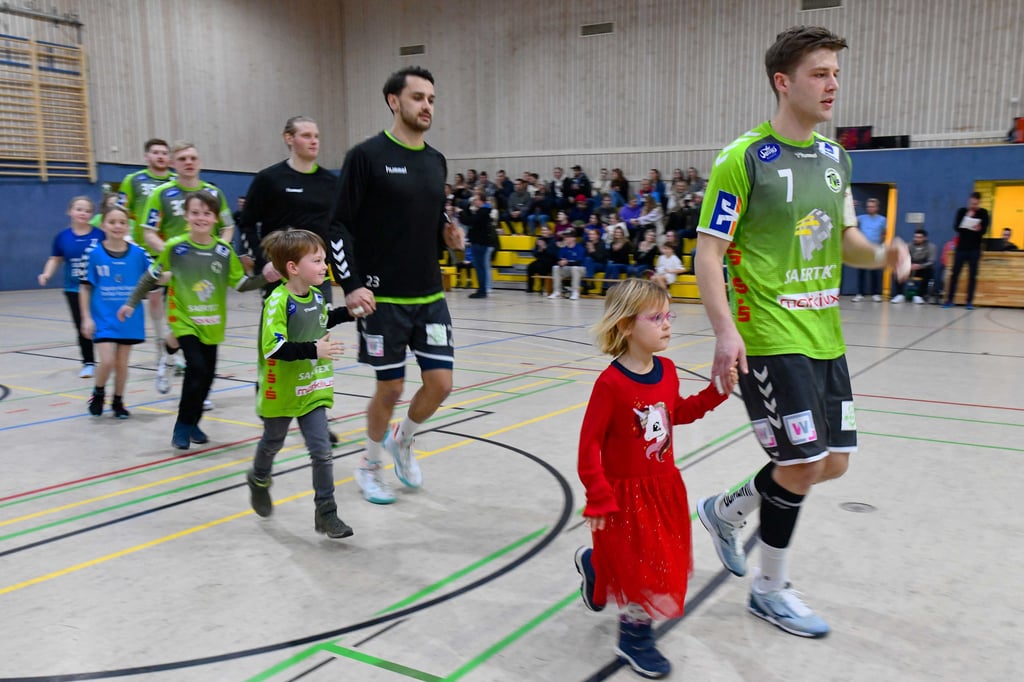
[460,194,499,298]
[526,224,559,294]
[944,191,990,309]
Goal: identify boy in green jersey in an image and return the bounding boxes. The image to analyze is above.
[121,191,268,450]
[693,26,909,639]
[246,229,355,538]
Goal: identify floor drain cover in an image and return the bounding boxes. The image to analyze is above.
[840,502,876,513]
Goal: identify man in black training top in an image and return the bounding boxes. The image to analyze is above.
[328,66,464,505]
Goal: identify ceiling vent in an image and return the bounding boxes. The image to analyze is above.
[580,22,614,37]
[399,44,426,57]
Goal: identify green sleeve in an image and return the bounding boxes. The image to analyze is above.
[260,292,290,359]
[697,142,752,240]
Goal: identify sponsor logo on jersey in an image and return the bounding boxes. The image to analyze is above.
[295,377,334,396]
[708,190,742,238]
[166,187,181,198]
[192,314,222,326]
[215,244,229,257]
[841,400,857,431]
[776,288,841,310]
[147,208,161,227]
[751,418,778,448]
[314,292,323,305]
[303,305,319,313]
[794,209,834,260]
[211,261,222,274]
[192,279,215,302]
[173,243,190,256]
[794,152,818,159]
[824,167,843,193]
[817,141,840,162]
[385,165,408,174]
[287,300,297,316]
[285,187,304,193]
[757,143,781,162]
[783,410,817,445]
[783,264,837,284]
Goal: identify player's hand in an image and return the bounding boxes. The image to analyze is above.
[345,287,375,318]
[117,305,134,322]
[80,318,95,340]
[239,254,255,272]
[586,515,606,532]
[37,273,49,286]
[315,333,344,359]
[443,222,465,250]
[713,328,747,395]
[886,237,911,281]
[262,261,282,283]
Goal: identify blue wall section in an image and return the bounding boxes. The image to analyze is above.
[840,144,1024,294]
[0,163,256,291]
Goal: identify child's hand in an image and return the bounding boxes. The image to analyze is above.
[37,273,49,286]
[586,515,606,532]
[315,333,344,359]
[117,305,134,322]
[263,262,282,283]
[239,254,255,272]
[80,318,95,340]
[727,363,739,388]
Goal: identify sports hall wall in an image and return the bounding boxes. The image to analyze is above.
[3,0,1023,290]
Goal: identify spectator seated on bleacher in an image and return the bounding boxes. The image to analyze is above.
[503,178,533,235]
[568,165,592,202]
[549,229,586,300]
[628,228,659,277]
[553,211,575,241]
[603,225,633,294]
[568,194,592,224]
[526,225,559,294]
[627,195,665,243]
[609,168,630,207]
[619,195,642,240]
[651,242,685,291]
[581,226,608,295]
[595,194,618,228]
[526,184,552,234]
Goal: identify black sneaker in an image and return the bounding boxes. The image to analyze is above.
[171,422,191,450]
[87,391,104,417]
[246,471,273,517]
[574,547,604,612]
[315,507,354,538]
[110,398,130,419]
[615,620,670,679]
[329,431,339,445]
[190,425,209,444]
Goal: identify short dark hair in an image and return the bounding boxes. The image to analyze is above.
[184,190,220,215]
[144,138,168,152]
[382,66,435,113]
[765,26,848,99]
[915,228,928,237]
[970,191,982,200]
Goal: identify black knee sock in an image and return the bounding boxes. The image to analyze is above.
[759,475,804,549]
[165,343,179,356]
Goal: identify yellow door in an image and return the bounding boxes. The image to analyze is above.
[992,184,1024,248]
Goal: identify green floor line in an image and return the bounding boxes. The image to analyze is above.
[244,643,329,682]
[859,430,1024,452]
[376,527,548,615]
[857,408,1024,428]
[320,643,443,682]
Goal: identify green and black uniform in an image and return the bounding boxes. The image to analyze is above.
[118,168,175,249]
[142,179,234,244]
[327,130,453,378]
[698,121,857,461]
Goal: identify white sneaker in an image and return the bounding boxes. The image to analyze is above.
[851,294,864,302]
[569,292,580,300]
[383,424,422,488]
[174,356,186,376]
[202,399,214,411]
[355,463,396,504]
[79,363,95,379]
[872,294,883,302]
[890,294,905,303]
[548,292,562,299]
[155,362,171,394]
[912,295,924,304]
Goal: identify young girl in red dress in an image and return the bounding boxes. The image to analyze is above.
[574,278,736,679]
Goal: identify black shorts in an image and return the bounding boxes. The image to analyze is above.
[357,296,454,379]
[738,354,857,465]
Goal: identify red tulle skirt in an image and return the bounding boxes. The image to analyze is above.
[591,471,692,620]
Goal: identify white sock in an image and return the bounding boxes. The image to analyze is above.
[755,541,789,593]
[362,438,383,468]
[396,415,420,446]
[620,602,652,625]
[715,480,760,525]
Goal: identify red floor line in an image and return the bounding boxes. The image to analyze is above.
[0,364,565,502]
[855,392,1024,412]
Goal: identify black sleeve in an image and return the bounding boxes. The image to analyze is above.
[268,341,318,362]
[327,147,368,294]
[238,171,269,258]
[952,208,966,233]
[326,306,354,328]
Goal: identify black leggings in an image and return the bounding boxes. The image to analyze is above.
[176,335,217,427]
[64,291,94,365]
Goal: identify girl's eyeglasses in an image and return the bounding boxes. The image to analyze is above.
[637,312,677,324]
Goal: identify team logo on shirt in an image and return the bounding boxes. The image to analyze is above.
[173,243,190,256]
[192,279,215,302]
[633,403,671,462]
[824,168,843,193]
[817,141,840,162]
[757,143,781,162]
[215,244,229,257]
[794,209,834,260]
[166,187,181,198]
[211,261,222,274]
[708,190,742,238]
[385,165,408,174]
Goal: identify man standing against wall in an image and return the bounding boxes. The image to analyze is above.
[851,198,887,301]
[694,26,908,638]
[328,66,464,505]
[943,191,990,309]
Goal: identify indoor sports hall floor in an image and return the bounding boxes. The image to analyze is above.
[1,286,1021,682]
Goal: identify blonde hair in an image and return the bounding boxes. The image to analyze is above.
[171,140,196,156]
[261,228,326,277]
[591,279,671,357]
[67,195,95,212]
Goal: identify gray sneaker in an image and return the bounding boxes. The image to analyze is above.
[246,471,273,517]
[697,494,748,576]
[315,507,354,539]
[748,569,830,638]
